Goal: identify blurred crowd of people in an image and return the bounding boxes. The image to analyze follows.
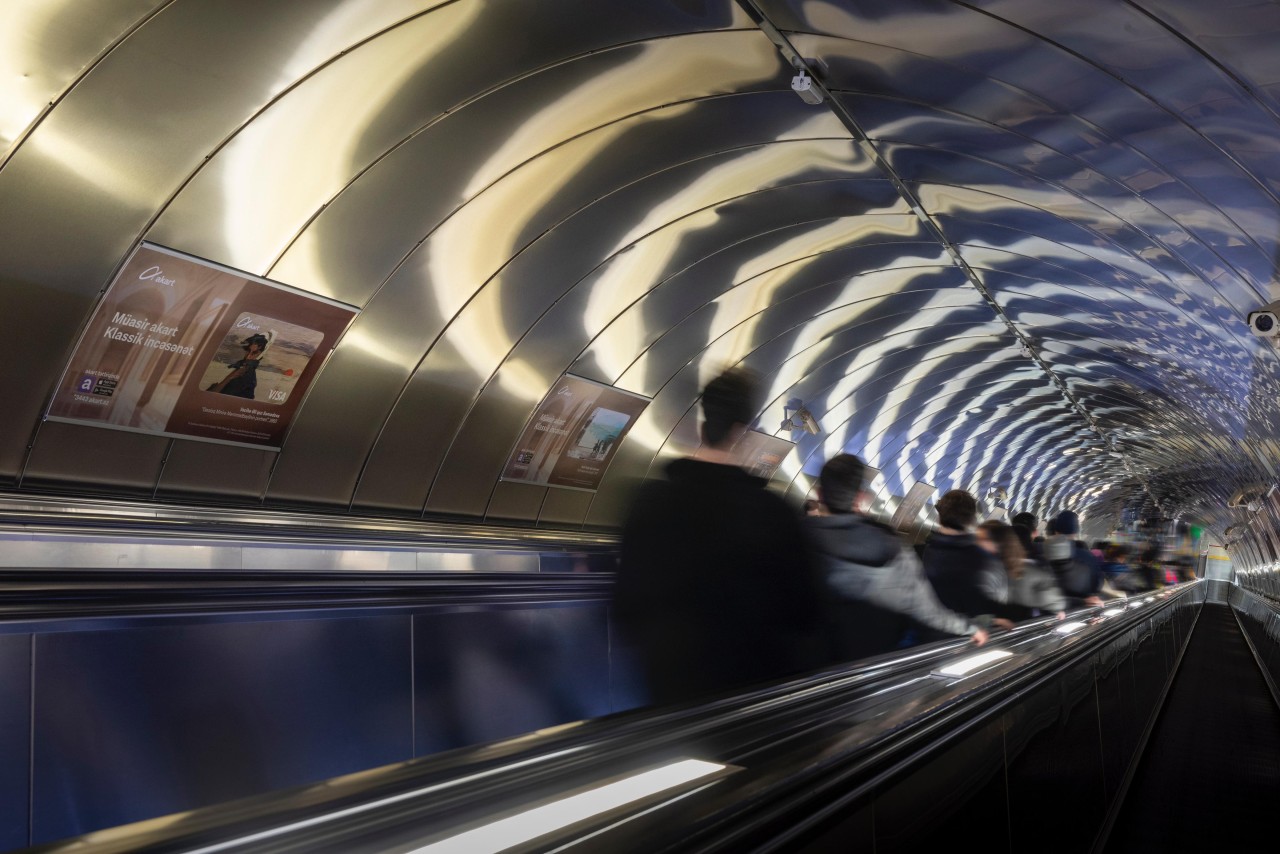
[615,369,1190,706]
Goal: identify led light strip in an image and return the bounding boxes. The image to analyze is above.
[1055,621,1088,634]
[409,759,728,853]
[932,649,1014,678]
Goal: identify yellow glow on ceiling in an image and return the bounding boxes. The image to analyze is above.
[24,122,151,207]
[423,33,786,400]
[0,0,58,154]
[583,214,922,385]
[589,131,865,388]
[215,2,480,279]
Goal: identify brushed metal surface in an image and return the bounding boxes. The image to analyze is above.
[0,493,616,551]
[21,421,168,493]
[484,480,546,524]
[537,487,594,529]
[4,0,1280,565]
[412,604,612,755]
[0,633,30,851]
[0,0,381,483]
[266,28,788,508]
[0,0,168,161]
[31,614,414,843]
[153,439,276,500]
[353,135,870,513]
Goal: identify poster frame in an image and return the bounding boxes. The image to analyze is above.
[498,373,652,493]
[43,242,360,451]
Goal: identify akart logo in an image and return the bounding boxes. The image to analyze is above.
[234,316,261,331]
[138,265,176,286]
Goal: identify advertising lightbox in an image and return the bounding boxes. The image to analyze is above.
[502,375,650,491]
[46,244,358,449]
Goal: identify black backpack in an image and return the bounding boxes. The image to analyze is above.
[1046,537,1093,598]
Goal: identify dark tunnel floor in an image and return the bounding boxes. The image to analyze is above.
[1105,603,1280,853]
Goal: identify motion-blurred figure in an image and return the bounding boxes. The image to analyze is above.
[614,369,827,705]
[1044,510,1105,607]
[806,455,988,661]
[1011,511,1044,561]
[1009,523,1067,617]
[923,491,1033,627]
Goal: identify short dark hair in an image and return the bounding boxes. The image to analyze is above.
[1011,523,1035,554]
[936,489,978,531]
[819,454,866,514]
[1011,511,1038,531]
[700,369,758,448]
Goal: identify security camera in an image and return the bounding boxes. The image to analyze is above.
[1248,300,1280,339]
[782,400,822,435]
[791,69,825,105]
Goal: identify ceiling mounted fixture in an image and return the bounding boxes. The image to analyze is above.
[790,67,824,105]
[782,399,821,435]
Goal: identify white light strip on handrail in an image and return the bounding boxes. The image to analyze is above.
[1055,621,1088,634]
[932,649,1013,678]
[408,759,727,854]
[1102,608,1125,617]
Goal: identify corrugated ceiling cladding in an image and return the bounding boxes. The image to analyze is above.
[2,0,1280,566]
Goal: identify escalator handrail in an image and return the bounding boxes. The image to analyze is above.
[24,582,1201,853]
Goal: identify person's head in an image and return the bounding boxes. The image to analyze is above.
[936,490,978,532]
[1054,510,1080,537]
[1104,543,1129,564]
[1045,519,1057,536]
[818,454,867,514]
[978,520,1026,577]
[1011,511,1038,535]
[242,333,269,354]
[1011,523,1035,556]
[700,368,759,450]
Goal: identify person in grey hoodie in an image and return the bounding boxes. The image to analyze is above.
[805,454,989,661]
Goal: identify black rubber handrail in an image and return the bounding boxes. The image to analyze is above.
[0,569,615,622]
[0,494,617,550]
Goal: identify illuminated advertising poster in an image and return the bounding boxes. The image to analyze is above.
[46,244,357,449]
[891,481,936,532]
[732,431,795,481]
[502,375,650,491]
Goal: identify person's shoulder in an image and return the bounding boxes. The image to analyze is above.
[750,483,804,517]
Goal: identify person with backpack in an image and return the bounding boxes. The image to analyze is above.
[1043,510,1104,608]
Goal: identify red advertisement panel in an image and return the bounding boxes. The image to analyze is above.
[47,244,357,449]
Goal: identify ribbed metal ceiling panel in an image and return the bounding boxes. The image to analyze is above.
[2,0,1280,566]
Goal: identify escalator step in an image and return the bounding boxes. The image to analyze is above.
[1105,604,1280,852]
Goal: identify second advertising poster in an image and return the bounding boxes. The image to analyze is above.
[502,376,650,491]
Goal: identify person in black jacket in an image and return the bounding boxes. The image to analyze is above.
[923,490,1032,625]
[614,369,828,705]
[806,454,988,661]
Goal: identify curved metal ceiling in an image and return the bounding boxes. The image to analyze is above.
[3,0,1280,566]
